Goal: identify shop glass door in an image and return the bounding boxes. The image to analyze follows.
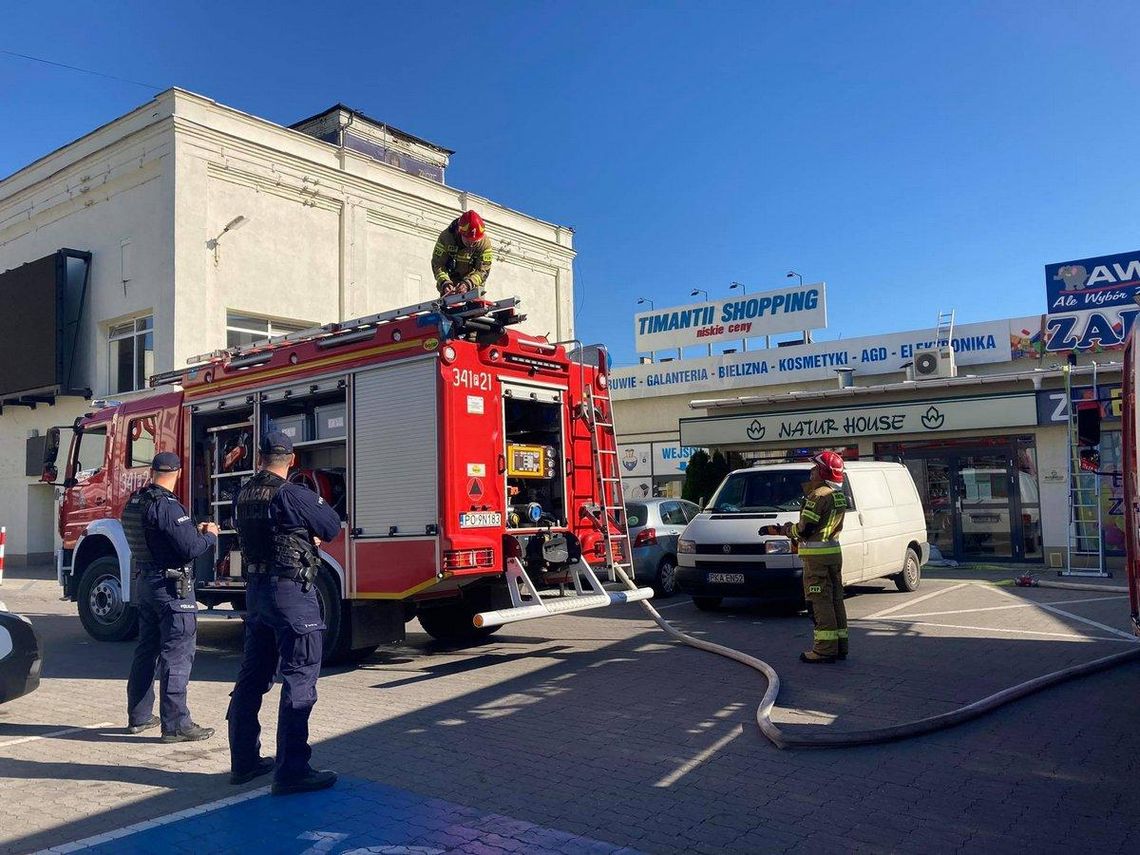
[885,438,1038,562]
[956,452,1015,560]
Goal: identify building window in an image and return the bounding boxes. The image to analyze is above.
[226,312,313,349]
[109,317,153,393]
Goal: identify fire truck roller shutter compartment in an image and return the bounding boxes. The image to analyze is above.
[352,357,440,596]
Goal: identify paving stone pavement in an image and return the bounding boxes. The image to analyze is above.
[1,565,1139,854]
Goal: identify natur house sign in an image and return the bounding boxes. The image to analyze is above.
[679,393,1038,447]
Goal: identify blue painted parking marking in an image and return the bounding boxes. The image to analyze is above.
[45,777,643,854]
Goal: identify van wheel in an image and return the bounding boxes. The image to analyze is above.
[894,548,922,592]
[77,557,139,642]
[693,596,722,612]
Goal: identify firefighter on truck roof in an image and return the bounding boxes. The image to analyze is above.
[432,209,493,297]
[228,431,342,794]
[784,451,850,664]
[122,451,219,742]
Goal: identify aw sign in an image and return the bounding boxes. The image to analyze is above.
[1045,250,1140,314]
[634,282,827,352]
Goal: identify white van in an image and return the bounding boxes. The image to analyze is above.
[676,461,929,609]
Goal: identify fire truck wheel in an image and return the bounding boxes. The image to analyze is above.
[894,548,922,593]
[313,567,350,664]
[417,601,499,643]
[77,557,139,642]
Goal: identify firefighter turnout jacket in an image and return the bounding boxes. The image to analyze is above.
[431,219,493,296]
[793,481,847,557]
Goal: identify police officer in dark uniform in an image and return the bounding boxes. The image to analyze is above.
[123,451,218,741]
[228,432,342,794]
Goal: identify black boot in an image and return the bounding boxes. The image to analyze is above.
[161,723,215,743]
[271,768,338,796]
[230,756,276,785]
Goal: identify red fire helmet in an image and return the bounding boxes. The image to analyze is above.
[457,210,485,245]
[813,450,845,482]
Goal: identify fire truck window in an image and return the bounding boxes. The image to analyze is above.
[127,417,157,468]
[75,427,108,479]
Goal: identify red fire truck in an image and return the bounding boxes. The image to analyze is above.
[43,295,651,661]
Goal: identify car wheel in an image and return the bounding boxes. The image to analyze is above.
[894,548,922,592]
[693,596,722,612]
[655,557,679,598]
[77,557,139,642]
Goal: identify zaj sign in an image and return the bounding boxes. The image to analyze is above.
[1044,250,1140,353]
[634,282,827,352]
[680,394,1038,447]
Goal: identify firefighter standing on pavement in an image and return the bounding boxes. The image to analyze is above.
[432,209,493,297]
[123,452,219,741]
[784,452,849,664]
[228,432,342,794]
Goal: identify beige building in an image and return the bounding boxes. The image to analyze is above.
[0,89,575,563]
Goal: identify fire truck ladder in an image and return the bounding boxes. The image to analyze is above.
[473,345,654,630]
[152,293,524,386]
[1063,362,1109,577]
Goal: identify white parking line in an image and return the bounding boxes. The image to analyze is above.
[862,582,971,620]
[34,786,270,854]
[0,721,115,749]
[985,583,1139,641]
[881,594,1126,621]
[862,618,1134,644]
[653,600,692,610]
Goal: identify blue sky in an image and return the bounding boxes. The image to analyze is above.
[2,1,1137,366]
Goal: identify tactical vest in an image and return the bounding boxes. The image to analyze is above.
[121,485,162,568]
[235,471,316,573]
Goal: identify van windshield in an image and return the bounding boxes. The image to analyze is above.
[710,470,810,513]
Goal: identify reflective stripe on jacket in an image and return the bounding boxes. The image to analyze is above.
[431,221,493,292]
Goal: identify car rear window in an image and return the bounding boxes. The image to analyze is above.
[711,470,810,513]
[626,503,648,527]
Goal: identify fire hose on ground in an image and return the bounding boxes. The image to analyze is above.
[611,565,1140,749]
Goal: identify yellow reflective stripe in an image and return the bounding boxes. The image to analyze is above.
[807,585,822,594]
[814,629,840,640]
[837,629,849,638]
[800,545,842,556]
[801,510,821,522]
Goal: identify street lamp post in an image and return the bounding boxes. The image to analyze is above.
[729,281,751,351]
[690,289,711,357]
[636,297,655,360]
[786,270,811,344]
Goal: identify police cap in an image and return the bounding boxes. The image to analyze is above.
[151,451,182,472]
[260,431,294,455]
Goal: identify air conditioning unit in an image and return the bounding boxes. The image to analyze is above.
[910,347,956,380]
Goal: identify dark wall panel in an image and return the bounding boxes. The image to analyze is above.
[0,255,59,397]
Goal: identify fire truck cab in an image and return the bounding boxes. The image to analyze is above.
[45,295,651,661]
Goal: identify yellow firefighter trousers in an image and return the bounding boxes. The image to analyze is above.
[802,555,848,658]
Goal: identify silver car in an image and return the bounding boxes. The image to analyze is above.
[626,498,701,597]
